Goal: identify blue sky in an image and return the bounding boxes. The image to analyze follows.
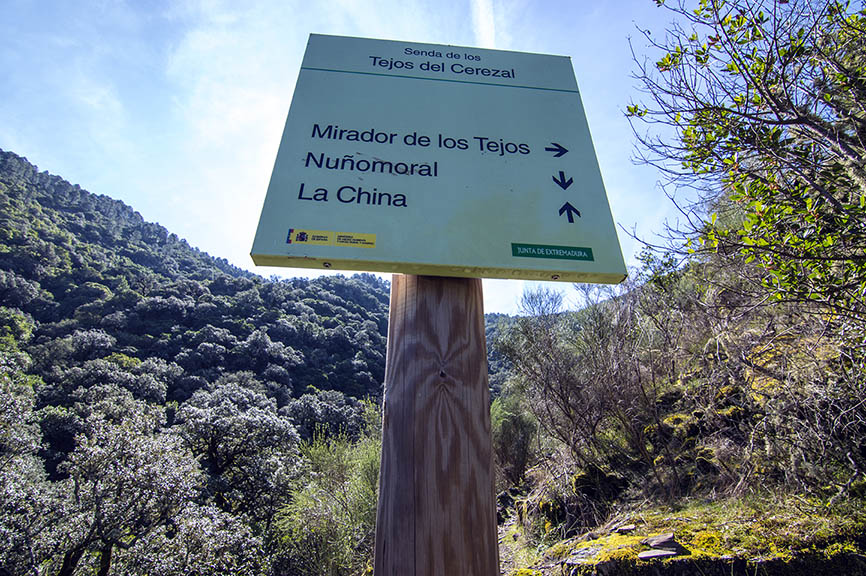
[1,0,681,314]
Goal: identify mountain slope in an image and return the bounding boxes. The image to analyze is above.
[0,148,389,406]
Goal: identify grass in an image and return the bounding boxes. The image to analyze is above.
[500,516,543,575]
[504,492,866,574]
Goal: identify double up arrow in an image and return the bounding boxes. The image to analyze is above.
[546,143,580,223]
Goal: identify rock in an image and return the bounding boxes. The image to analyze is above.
[496,490,515,523]
[639,532,690,558]
[641,532,678,549]
[594,560,619,575]
[564,546,601,565]
[615,524,637,533]
[497,489,515,509]
[638,549,679,560]
[573,560,618,576]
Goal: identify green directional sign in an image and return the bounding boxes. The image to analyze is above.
[252,34,626,283]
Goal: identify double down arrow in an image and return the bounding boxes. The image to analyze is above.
[552,171,573,190]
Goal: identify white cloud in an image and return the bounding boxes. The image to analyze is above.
[157,3,304,269]
[471,0,496,48]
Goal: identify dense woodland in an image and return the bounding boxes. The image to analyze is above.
[0,149,393,575]
[3,1,866,574]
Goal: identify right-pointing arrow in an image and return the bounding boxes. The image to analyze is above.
[552,171,574,191]
[559,202,581,223]
[545,142,569,157]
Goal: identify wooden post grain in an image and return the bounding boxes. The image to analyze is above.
[374,275,499,576]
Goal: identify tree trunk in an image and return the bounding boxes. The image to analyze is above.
[97,542,113,576]
[56,546,86,576]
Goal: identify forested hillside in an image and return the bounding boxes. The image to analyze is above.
[0,148,390,404]
[0,149,393,575]
[4,1,866,565]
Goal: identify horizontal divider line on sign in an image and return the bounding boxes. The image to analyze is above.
[300,66,581,94]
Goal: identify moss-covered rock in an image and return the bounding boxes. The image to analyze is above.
[508,495,866,576]
[567,554,866,576]
[571,465,628,501]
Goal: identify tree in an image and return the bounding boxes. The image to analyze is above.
[53,384,201,576]
[490,392,537,486]
[495,287,643,472]
[283,388,367,441]
[122,504,269,576]
[273,433,381,576]
[175,382,300,529]
[0,351,62,576]
[629,0,866,319]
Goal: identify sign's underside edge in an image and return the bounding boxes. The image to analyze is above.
[251,253,627,284]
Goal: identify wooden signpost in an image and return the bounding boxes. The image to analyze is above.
[252,34,625,576]
[374,276,497,575]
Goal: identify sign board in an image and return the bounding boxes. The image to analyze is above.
[252,34,626,283]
